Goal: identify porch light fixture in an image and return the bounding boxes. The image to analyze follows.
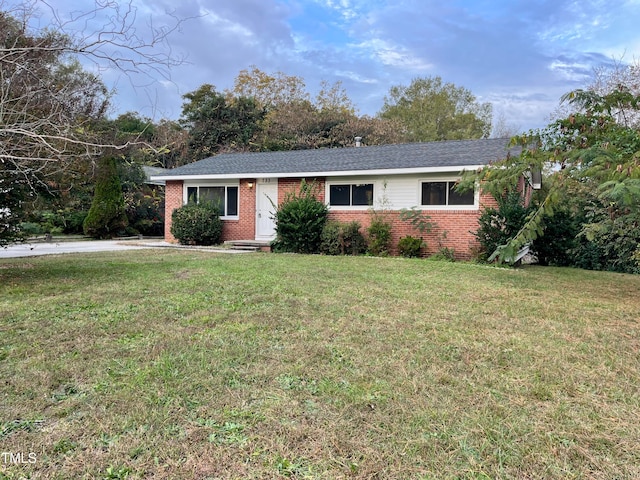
[247,181,254,189]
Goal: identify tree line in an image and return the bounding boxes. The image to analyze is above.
[2,1,639,273]
[0,2,493,244]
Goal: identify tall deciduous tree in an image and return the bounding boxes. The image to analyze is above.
[229,67,402,150]
[231,66,309,110]
[1,1,182,172]
[1,12,108,185]
[151,119,189,169]
[179,84,264,159]
[315,80,356,116]
[379,76,492,142]
[0,1,184,244]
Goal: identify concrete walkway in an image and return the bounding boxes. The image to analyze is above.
[0,239,251,259]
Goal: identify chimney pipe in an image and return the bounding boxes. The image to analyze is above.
[354,136,362,147]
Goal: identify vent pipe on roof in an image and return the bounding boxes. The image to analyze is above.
[354,136,362,147]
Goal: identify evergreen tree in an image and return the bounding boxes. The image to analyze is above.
[83,157,128,239]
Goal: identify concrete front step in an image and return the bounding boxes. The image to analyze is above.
[224,240,272,252]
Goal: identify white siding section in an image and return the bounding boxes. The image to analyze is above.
[326,174,477,210]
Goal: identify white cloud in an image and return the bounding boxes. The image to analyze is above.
[548,60,593,82]
[351,38,432,71]
[333,70,378,84]
[199,8,256,42]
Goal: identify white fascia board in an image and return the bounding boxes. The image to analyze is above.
[151,165,485,182]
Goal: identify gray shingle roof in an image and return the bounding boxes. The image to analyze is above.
[154,138,515,179]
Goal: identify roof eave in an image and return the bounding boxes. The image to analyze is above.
[151,165,486,182]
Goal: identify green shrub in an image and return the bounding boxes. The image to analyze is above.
[0,162,27,246]
[428,247,456,262]
[473,190,532,262]
[397,235,424,258]
[573,203,640,274]
[19,222,43,236]
[272,181,328,254]
[321,221,367,255]
[63,210,88,234]
[125,189,164,236]
[23,209,88,236]
[531,206,579,266]
[40,211,66,234]
[367,214,392,256]
[83,157,129,239]
[170,202,222,245]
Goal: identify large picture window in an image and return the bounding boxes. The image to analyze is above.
[421,181,474,206]
[186,185,239,217]
[329,183,373,206]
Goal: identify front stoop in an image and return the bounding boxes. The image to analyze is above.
[224,240,272,252]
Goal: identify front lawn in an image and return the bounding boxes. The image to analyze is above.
[1,251,639,479]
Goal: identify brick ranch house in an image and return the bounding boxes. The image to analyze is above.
[152,138,522,259]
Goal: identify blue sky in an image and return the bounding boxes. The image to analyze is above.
[18,0,640,133]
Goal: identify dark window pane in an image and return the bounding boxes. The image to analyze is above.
[200,187,225,213]
[226,186,238,216]
[421,182,447,205]
[330,185,350,206]
[187,187,198,204]
[352,184,374,206]
[448,183,474,205]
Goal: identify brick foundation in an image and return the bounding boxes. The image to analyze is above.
[328,209,484,260]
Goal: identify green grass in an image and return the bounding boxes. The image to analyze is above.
[1,250,639,479]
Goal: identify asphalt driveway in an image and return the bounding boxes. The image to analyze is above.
[0,240,161,258]
[0,239,253,259]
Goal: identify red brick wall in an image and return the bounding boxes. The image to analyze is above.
[278,177,326,203]
[222,179,256,240]
[163,177,495,258]
[164,180,184,243]
[277,178,493,260]
[163,179,257,243]
[328,209,482,260]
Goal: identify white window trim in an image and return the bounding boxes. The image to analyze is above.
[417,177,478,210]
[325,180,376,210]
[183,181,240,219]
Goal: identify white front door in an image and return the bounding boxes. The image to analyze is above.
[256,179,278,240]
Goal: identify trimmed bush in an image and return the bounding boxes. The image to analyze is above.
[83,157,128,239]
[397,235,424,258]
[321,221,367,255]
[170,202,222,245]
[272,181,328,254]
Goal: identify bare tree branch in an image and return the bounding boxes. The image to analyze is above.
[0,0,187,188]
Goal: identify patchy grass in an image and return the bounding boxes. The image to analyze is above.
[1,250,639,479]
